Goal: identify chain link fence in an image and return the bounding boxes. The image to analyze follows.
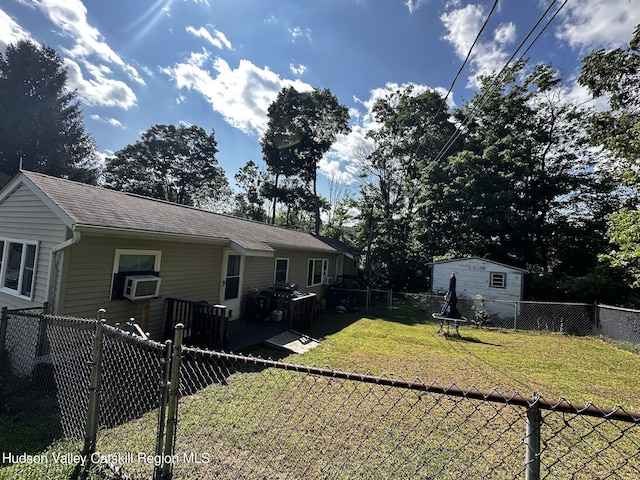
[166,345,640,480]
[598,304,640,344]
[1,307,639,479]
[420,294,640,341]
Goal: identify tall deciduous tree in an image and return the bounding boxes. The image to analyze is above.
[233,160,267,221]
[104,124,229,207]
[421,61,616,275]
[0,40,98,183]
[358,85,459,289]
[580,24,640,287]
[261,87,350,233]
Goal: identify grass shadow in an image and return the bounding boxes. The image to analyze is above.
[441,333,503,347]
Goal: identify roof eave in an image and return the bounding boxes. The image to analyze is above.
[75,225,231,245]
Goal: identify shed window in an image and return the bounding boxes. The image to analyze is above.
[307,258,328,287]
[490,272,506,288]
[0,238,38,299]
[274,258,289,283]
[111,249,161,300]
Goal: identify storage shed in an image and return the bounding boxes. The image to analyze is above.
[429,257,528,318]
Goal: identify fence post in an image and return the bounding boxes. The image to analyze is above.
[525,395,542,480]
[83,309,107,455]
[161,323,184,480]
[154,339,173,480]
[366,287,370,312]
[388,289,393,314]
[0,306,7,353]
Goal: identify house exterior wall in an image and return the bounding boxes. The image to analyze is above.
[431,258,525,318]
[0,184,68,310]
[339,255,360,278]
[58,233,224,339]
[243,249,337,292]
[240,248,337,317]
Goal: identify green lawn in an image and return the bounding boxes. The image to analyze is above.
[296,299,640,411]
[1,298,639,479]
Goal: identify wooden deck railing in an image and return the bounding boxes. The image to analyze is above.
[164,298,229,350]
[289,293,317,331]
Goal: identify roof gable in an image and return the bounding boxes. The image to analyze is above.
[429,257,528,273]
[10,171,336,254]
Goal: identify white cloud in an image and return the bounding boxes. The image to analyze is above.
[290,62,307,76]
[186,26,232,50]
[405,0,429,14]
[556,0,640,51]
[90,114,124,128]
[441,3,516,88]
[163,51,313,134]
[65,58,137,109]
[324,82,440,185]
[289,26,311,42]
[0,8,31,50]
[25,0,144,85]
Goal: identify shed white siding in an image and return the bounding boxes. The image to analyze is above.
[431,258,525,318]
[0,184,67,310]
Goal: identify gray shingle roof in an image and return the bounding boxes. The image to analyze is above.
[20,170,336,254]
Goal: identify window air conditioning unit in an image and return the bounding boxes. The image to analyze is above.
[123,275,161,301]
[322,276,333,285]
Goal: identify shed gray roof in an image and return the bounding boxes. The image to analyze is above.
[428,257,528,273]
[13,170,337,255]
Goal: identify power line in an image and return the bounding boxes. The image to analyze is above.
[431,0,500,124]
[430,0,569,165]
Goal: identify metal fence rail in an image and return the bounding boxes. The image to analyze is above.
[163,345,639,480]
[1,307,639,479]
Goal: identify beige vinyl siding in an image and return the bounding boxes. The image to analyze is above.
[59,234,224,340]
[238,249,336,317]
[242,255,275,293]
[0,184,67,309]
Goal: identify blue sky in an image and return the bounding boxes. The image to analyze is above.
[1,0,640,199]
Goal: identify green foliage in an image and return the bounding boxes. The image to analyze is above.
[232,160,267,221]
[420,61,614,273]
[579,24,640,173]
[525,264,638,306]
[580,24,640,289]
[601,208,640,288]
[103,124,229,207]
[261,87,350,233]
[358,85,457,290]
[0,40,99,183]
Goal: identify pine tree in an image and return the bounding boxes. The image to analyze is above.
[0,40,98,183]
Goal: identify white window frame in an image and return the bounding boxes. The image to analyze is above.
[307,258,329,287]
[490,272,506,289]
[112,249,162,274]
[0,238,39,300]
[111,249,162,300]
[274,258,289,284]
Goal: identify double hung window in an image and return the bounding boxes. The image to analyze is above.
[307,258,328,287]
[0,239,38,299]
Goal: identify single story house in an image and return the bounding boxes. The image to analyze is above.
[0,170,347,341]
[429,257,528,318]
